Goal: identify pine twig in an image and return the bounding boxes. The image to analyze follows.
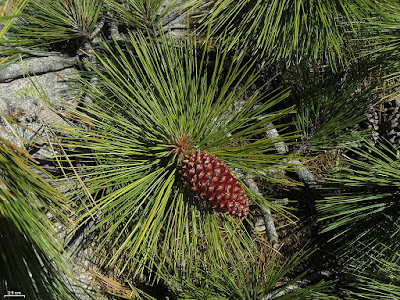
[246,122,319,246]
[263,269,336,299]
[107,10,124,42]
[264,122,319,188]
[89,16,105,40]
[244,177,279,247]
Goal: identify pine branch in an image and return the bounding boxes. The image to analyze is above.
[89,16,105,40]
[0,55,78,82]
[244,177,278,246]
[108,11,124,42]
[244,122,319,246]
[264,123,288,154]
[263,269,336,299]
[264,122,319,188]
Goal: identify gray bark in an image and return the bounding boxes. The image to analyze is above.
[0,55,78,82]
[244,177,279,247]
[263,269,336,299]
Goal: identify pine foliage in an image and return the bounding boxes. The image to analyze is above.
[2,0,400,298]
[55,31,295,279]
[0,135,78,299]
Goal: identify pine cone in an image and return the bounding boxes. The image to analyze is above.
[382,99,400,148]
[179,150,249,218]
[368,99,400,149]
[366,106,380,143]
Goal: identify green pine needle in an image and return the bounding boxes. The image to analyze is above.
[195,0,383,69]
[14,0,102,42]
[0,136,79,299]
[317,140,400,246]
[55,30,297,277]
